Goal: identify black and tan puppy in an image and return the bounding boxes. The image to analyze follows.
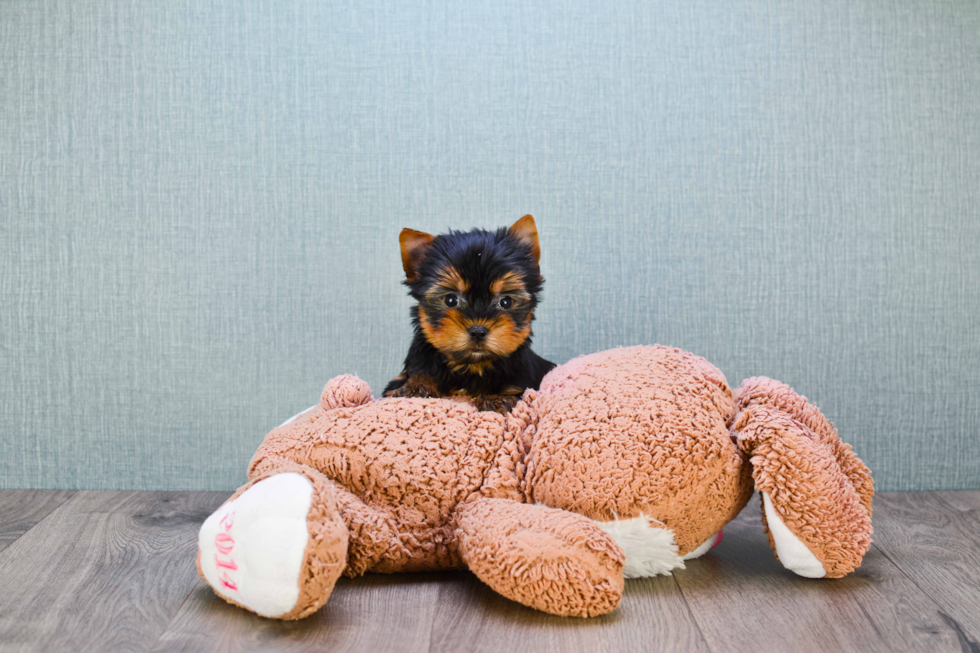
[383,215,555,413]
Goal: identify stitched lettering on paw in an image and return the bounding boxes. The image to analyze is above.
[215,510,238,591]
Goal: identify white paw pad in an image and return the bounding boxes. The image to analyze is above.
[595,515,686,578]
[762,492,827,578]
[199,473,315,617]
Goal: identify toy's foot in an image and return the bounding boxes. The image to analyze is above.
[761,492,826,578]
[456,497,624,618]
[198,472,348,619]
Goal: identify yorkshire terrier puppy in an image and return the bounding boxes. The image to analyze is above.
[383,215,555,414]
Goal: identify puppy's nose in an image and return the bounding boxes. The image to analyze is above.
[468,325,488,340]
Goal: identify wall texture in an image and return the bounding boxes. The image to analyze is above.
[2,0,978,491]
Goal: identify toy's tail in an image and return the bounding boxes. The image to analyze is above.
[730,377,873,578]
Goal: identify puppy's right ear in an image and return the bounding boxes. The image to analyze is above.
[399,228,435,282]
[509,215,540,265]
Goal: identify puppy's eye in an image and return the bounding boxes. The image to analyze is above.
[499,296,513,309]
[444,294,459,308]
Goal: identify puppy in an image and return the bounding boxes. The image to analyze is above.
[383,215,555,413]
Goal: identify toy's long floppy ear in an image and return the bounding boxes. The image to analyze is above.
[509,215,540,265]
[731,377,873,579]
[399,228,435,282]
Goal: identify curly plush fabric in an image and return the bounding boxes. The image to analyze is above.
[732,377,874,577]
[527,346,752,554]
[249,388,506,574]
[455,497,625,617]
[198,345,874,620]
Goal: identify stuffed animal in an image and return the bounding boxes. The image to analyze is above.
[197,345,873,619]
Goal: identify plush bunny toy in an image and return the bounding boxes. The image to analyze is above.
[197,345,873,619]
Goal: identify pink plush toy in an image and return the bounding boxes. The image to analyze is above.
[197,345,873,619]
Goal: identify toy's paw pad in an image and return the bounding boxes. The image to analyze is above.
[596,516,684,577]
[199,473,315,617]
[762,492,827,578]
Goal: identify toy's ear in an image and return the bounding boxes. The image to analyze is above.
[732,378,873,579]
[399,228,435,282]
[509,215,540,265]
[321,375,374,410]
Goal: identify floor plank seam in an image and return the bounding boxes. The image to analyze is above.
[855,599,886,641]
[0,490,78,557]
[669,572,714,653]
[147,580,205,653]
[425,582,443,653]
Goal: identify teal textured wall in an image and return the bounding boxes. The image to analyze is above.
[2,0,978,491]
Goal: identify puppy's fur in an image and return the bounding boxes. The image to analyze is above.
[383,215,555,413]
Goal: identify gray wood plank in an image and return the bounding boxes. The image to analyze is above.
[154,567,708,653]
[0,491,228,653]
[932,489,980,512]
[151,571,445,652]
[429,569,709,653]
[0,490,76,552]
[872,491,980,649]
[672,493,962,653]
[3,489,971,652]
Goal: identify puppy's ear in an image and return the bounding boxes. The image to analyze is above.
[399,228,435,281]
[509,215,540,265]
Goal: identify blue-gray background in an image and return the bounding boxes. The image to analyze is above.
[2,0,978,491]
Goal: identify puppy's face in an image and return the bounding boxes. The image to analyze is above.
[399,216,543,374]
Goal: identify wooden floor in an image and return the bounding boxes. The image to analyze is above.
[0,491,977,653]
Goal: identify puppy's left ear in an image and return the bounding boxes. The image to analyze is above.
[509,215,540,265]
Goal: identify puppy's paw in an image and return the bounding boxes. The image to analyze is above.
[383,374,440,399]
[471,394,521,414]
